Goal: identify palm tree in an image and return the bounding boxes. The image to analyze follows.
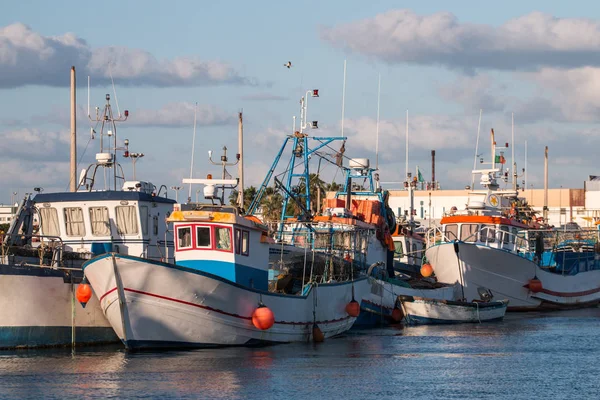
[228,186,257,210]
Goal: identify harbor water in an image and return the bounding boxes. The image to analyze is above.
[1,309,599,399]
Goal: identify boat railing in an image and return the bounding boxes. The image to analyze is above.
[1,233,66,268]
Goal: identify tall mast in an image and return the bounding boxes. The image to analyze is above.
[341,60,347,138]
[70,66,77,192]
[188,103,198,202]
[375,73,381,170]
[237,111,244,209]
[405,110,409,180]
[471,109,482,189]
[544,146,549,223]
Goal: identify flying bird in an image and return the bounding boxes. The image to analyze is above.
[284,61,292,69]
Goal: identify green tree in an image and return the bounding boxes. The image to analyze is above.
[228,186,257,210]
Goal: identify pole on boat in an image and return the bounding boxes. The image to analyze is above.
[375,73,381,170]
[341,60,346,138]
[237,111,244,209]
[405,110,409,181]
[188,103,198,203]
[471,109,482,190]
[544,146,549,223]
[70,66,77,192]
[431,150,436,190]
[511,113,516,191]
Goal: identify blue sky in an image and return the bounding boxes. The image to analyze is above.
[2,1,600,203]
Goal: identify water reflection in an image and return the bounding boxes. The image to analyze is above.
[1,308,600,399]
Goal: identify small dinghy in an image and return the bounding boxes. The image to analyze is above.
[397,295,508,325]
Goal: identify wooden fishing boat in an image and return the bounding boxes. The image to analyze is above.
[398,295,508,325]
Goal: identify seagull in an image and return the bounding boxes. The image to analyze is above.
[284,61,292,69]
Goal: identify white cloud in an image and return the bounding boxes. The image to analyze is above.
[321,10,600,71]
[240,93,288,101]
[0,23,256,88]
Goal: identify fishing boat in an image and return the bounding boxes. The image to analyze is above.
[0,92,175,349]
[398,295,508,325]
[425,130,600,310]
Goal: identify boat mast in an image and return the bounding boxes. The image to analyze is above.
[471,109,483,190]
[70,66,77,192]
[237,111,244,209]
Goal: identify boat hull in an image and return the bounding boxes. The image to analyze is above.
[355,279,457,327]
[83,253,369,350]
[400,298,508,325]
[426,242,600,311]
[0,264,117,349]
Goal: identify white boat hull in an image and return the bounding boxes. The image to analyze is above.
[83,253,370,349]
[426,242,600,310]
[400,298,508,325]
[0,264,117,349]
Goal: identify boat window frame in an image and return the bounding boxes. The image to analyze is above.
[176,225,193,250]
[196,225,213,249]
[445,224,458,241]
[234,228,241,255]
[214,225,233,253]
[460,224,479,243]
[140,206,149,235]
[89,206,110,237]
[394,239,404,258]
[39,206,60,237]
[500,225,510,244]
[115,205,139,236]
[241,230,250,256]
[479,224,496,243]
[64,207,86,237]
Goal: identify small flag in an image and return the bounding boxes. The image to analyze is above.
[416,166,425,183]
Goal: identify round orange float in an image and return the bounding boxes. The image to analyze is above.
[391,307,403,322]
[345,300,360,317]
[528,278,543,293]
[252,306,275,330]
[420,263,434,278]
[76,283,92,308]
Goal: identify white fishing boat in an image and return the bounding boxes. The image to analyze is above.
[0,88,175,349]
[426,131,600,310]
[398,296,508,325]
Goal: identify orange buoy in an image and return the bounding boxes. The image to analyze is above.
[345,300,360,317]
[420,263,434,278]
[528,278,543,293]
[76,283,92,308]
[391,307,403,322]
[252,306,275,330]
[312,324,325,343]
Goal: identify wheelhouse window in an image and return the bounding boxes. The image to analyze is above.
[215,227,232,251]
[511,227,518,244]
[479,224,496,243]
[460,224,479,242]
[234,229,241,254]
[39,207,60,237]
[412,243,418,261]
[116,206,139,235]
[153,216,159,236]
[196,226,212,248]
[178,226,192,249]
[140,206,149,235]
[89,207,110,236]
[64,207,85,236]
[241,230,249,256]
[394,240,404,258]
[500,225,510,244]
[445,224,458,241]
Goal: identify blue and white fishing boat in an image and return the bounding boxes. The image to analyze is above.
[0,93,174,349]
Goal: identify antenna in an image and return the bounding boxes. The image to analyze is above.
[511,112,515,188]
[87,76,90,118]
[405,109,409,180]
[375,73,381,170]
[188,102,198,202]
[525,140,528,190]
[471,109,482,189]
[108,62,122,118]
[341,59,346,138]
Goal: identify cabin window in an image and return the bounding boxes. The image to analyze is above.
[64,207,85,236]
[412,243,418,261]
[234,229,241,254]
[89,207,110,236]
[394,240,404,257]
[196,226,212,248]
[153,216,159,236]
[479,224,496,243]
[178,226,192,249]
[511,227,518,244]
[115,206,139,235]
[241,230,249,256]
[215,227,232,251]
[500,226,510,244]
[39,207,60,237]
[445,224,458,240]
[460,224,479,242]
[140,206,149,235]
